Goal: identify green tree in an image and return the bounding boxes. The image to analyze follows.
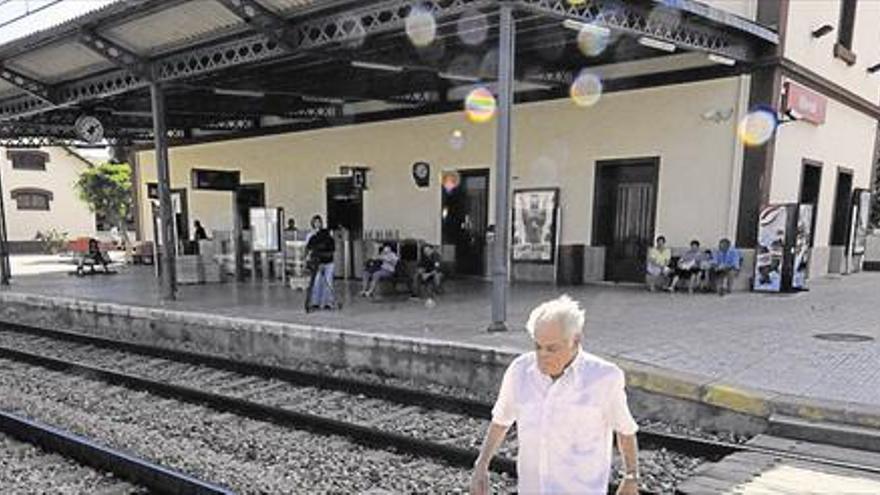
[75,162,133,250]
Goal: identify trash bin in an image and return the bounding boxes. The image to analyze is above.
[557,245,584,285]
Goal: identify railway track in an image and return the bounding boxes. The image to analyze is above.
[2,322,879,492]
[0,409,231,495]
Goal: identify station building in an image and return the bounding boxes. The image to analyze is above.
[130,0,879,285]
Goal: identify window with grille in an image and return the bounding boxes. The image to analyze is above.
[7,150,48,170]
[11,188,52,211]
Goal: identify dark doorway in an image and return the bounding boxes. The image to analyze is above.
[830,169,853,246]
[172,189,189,245]
[799,161,822,246]
[236,183,265,230]
[442,169,489,276]
[593,158,659,282]
[326,176,363,238]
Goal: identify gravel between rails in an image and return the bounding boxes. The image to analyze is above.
[0,330,722,492]
[0,431,146,495]
[0,357,517,494]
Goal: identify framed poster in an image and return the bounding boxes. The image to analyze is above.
[852,189,871,256]
[512,188,559,263]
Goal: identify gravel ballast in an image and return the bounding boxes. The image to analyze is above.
[0,357,516,494]
[0,328,743,492]
[0,431,145,495]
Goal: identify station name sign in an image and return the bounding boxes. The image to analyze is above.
[191,169,241,191]
[783,81,827,125]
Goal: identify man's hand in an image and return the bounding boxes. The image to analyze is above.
[469,468,489,495]
[616,478,639,495]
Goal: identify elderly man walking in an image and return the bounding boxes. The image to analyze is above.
[470,296,640,495]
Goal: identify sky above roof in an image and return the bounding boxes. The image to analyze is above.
[0,0,119,46]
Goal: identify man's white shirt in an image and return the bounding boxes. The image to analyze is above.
[492,350,638,494]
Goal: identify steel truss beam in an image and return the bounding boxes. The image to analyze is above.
[0,65,54,104]
[0,0,493,122]
[516,0,759,60]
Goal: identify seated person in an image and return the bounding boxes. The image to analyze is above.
[697,249,715,291]
[668,240,705,294]
[645,235,672,292]
[411,244,442,298]
[360,244,399,297]
[711,238,741,296]
[76,238,112,275]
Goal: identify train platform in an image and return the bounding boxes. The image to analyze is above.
[1,263,879,431]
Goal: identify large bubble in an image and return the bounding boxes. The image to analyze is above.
[647,3,683,32]
[570,71,603,107]
[577,24,611,57]
[457,10,489,46]
[449,129,466,150]
[738,108,778,147]
[406,7,437,47]
[465,87,497,124]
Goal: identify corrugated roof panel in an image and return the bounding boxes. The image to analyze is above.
[0,0,122,47]
[0,79,17,97]
[102,0,245,56]
[259,0,319,15]
[5,41,114,83]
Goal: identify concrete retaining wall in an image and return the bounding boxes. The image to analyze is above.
[3,290,880,436]
[0,291,515,395]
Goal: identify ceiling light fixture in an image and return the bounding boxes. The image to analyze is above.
[301,95,345,104]
[637,36,676,53]
[439,72,481,83]
[561,19,611,37]
[213,88,265,98]
[707,53,736,66]
[350,60,404,73]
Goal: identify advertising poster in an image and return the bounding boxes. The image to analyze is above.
[792,204,813,290]
[754,205,787,292]
[512,189,558,263]
[853,190,871,256]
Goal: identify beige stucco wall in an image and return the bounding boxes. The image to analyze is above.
[783,0,880,102]
[770,78,878,276]
[1,147,96,242]
[137,77,743,250]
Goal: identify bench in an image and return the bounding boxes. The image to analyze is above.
[68,238,117,276]
[374,259,415,297]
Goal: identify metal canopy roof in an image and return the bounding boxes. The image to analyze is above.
[0,0,777,147]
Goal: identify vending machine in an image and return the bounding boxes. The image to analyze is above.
[753,203,814,292]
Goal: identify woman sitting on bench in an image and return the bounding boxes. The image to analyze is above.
[76,238,112,275]
[360,243,398,298]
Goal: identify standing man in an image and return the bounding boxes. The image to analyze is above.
[470,295,640,495]
[305,215,336,310]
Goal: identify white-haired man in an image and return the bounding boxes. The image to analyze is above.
[470,295,640,495]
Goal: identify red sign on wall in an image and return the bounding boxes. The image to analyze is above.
[783,81,827,125]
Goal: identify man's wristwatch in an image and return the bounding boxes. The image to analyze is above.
[621,472,640,482]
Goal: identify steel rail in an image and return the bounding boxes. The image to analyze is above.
[0,409,233,495]
[0,343,518,478]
